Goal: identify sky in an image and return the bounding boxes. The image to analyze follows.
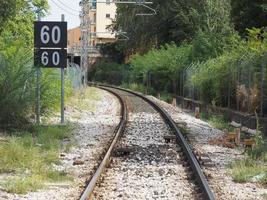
[43,0,81,29]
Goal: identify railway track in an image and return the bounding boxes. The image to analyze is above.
[80,84,215,200]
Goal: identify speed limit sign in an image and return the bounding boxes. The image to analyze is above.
[34,21,67,68]
[34,22,67,48]
[34,49,67,68]
[34,16,67,125]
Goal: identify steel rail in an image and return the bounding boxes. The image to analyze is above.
[79,86,127,200]
[90,83,216,200]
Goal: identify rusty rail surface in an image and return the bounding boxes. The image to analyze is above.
[79,86,127,200]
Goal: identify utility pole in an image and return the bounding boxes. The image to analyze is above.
[80,0,91,86]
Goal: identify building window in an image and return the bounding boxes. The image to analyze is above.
[92,0,96,9]
[106,14,111,18]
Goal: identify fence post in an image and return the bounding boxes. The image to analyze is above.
[260,55,266,116]
[228,70,231,108]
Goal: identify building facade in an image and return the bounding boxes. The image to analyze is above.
[68,0,117,61]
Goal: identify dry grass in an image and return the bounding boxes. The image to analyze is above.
[67,87,101,112]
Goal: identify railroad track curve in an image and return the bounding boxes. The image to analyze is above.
[80,84,215,200]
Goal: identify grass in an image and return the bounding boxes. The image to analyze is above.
[248,144,267,162]
[0,125,74,194]
[2,176,43,194]
[229,158,267,184]
[200,113,232,131]
[68,87,100,111]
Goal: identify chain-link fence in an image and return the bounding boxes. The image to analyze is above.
[66,62,83,89]
[180,53,267,116]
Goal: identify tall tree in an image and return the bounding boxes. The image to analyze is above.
[0,0,48,45]
[112,0,235,61]
[113,0,204,59]
[231,0,267,36]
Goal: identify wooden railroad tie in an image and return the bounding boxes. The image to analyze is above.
[163,135,177,143]
[113,146,136,157]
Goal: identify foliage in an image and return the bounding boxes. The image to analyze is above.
[89,59,130,85]
[160,93,173,104]
[130,43,192,93]
[121,83,146,94]
[0,0,48,44]
[0,0,16,31]
[231,0,267,36]
[112,0,234,59]
[0,125,73,194]
[99,42,125,63]
[207,115,231,131]
[192,29,267,108]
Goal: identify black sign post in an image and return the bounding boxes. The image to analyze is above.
[34,14,67,124]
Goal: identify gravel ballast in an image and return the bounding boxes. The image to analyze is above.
[92,89,197,200]
[148,96,267,200]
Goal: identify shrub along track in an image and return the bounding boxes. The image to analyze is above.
[80,84,215,200]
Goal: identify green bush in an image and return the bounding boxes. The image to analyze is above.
[89,60,130,85]
[0,47,35,128]
[0,44,73,129]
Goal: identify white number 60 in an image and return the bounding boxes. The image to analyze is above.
[41,51,49,65]
[40,25,61,44]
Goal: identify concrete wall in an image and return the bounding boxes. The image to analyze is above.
[175,95,267,136]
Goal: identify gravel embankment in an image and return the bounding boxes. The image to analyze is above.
[0,88,121,200]
[92,89,197,200]
[148,96,267,200]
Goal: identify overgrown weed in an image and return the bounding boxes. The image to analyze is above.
[0,125,74,194]
[67,87,100,111]
[229,158,267,184]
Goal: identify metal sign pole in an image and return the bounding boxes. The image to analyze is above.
[36,13,41,125]
[61,14,65,124]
